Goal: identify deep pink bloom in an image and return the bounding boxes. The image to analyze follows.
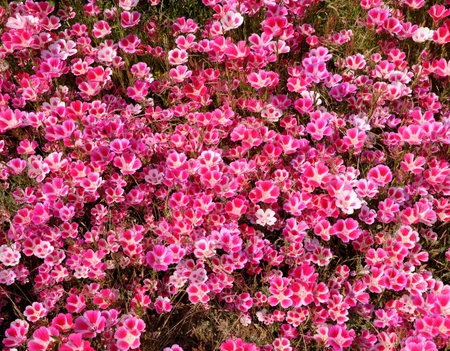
[74,310,106,338]
[249,181,280,204]
[59,333,95,351]
[146,245,174,271]
[28,326,53,351]
[328,325,354,350]
[113,153,142,175]
[120,11,140,28]
[367,165,392,186]
[220,337,257,351]
[401,336,438,351]
[429,5,450,22]
[3,319,29,347]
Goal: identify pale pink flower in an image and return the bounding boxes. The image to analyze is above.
[114,316,146,351]
[24,302,47,322]
[220,11,243,31]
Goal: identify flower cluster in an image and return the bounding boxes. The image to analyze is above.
[1,0,450,349]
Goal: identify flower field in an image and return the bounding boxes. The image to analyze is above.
[1,0,450,349]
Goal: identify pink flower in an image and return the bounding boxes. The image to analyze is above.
[249,181,280,204]
[225,197,248,218]
[127,80,150,101]
[51,313,73,332]
[113,153,142,175]
[59,333,95,351]
[367,165,392,186]
[3,319,29,348]
[263,16,288,37]
[168,48,188,65]
[432,26,450,44]
[335,189,362,215]
[247,70,279,89]
[401,336,438,351]
[169,65,192,82]
[40,57,67,78]
[302,162,331,188]
[154,296,173,314]
[220,337,257,351]
[120,11,140,28]
[66,294,86,313]
[306,117,333,140]
[92,20,111,38]
[119,34,141,53]
[235,293,253,312]
[164,345,184,351]
[268,277,293,308]
[0,108,23,132]
[93,289,117,309]
[146,245,174,271]
[0,245,21,266]
[114,316,146,351]
[193,238,216,259]
[28,326,54,351]
[290,281,314,307]
[327,325,354,350]
[24,302,47,322]
[186,283,210,304]
[119,0,139,10]
[330,218,361,242]
[429,5,450,22]
[74,310,106,338]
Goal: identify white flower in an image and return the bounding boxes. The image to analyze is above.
[239,313,252,326]
[255,208,277,226]
[0,245,21,266]
[261,104,283,122]
[412,27,433,43]
[119,0,139,10]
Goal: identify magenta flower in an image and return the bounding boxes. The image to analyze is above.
[146,245,174,271]
[120,11,140,28]
[27,326,54,351]
[327,325,354,351]
[429,5,450,22]
[60,333,95,351]
[168,48,188,65]
[401,336,438,351]
[74,310,106,338]
[367,165,393,186]
[66,294,86,314]
[3,319,29,348]
[220,337,257,351]
[330,218,361,242]
[247,70,279,89]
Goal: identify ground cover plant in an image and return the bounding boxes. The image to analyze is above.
[1,0,450,349]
